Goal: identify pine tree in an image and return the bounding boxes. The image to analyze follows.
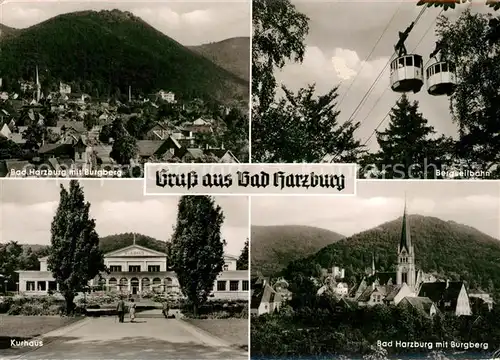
[170,196,226,315]
[48,180,104,314]
[237,239,249,270]
[367,95,453,179]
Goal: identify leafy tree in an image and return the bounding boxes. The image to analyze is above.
[237,239,249,270]
[251,0,308,162]
[110,134,138,165]
[251,1,363,162]
[417,0,500,11]
[435,10,500,176]
[0,138,22,160]
[47,180,105,314]
[264,85,363,162]
[22,123,47,150]
[109,118,127,141]
[170,196,226,315]
[364,95,454,179]
[83,113,98,131]
[99,124,112,143]
[0,241,23,290]
[252,0,309,115]
[125,115,146,138]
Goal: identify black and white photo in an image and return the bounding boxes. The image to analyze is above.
[251,180,500,359]
[252,0,499,179]
[0,0,250,178]
[0,179,249,359]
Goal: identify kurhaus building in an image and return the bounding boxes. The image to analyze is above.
[16,243,249,300]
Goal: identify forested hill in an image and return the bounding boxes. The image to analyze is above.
[0,10,248,104]
[189,37,250,82]
[20,232,168,260]
[251,225,345,277]
[285,215,500,294]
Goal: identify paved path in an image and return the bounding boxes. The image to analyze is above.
[2,317,247,359]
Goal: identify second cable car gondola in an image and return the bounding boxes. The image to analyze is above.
[425,61,457,96]
[390,54,424,94]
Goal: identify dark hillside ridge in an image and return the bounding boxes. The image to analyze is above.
[0,10,248,104]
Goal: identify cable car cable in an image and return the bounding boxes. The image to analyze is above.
[361,9,444,147]
[343,6,428,128]
[328,6,428,162]
[336,2,403,109]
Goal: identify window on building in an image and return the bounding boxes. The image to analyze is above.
[242,280,249,291]
[229,281,239,291]
[217,281,226,291]
[402,272,408,284]
[148,265,160,272]
[129,266,141,272]
[26,281,35,291]
[223,264,229,271]
[37,281,46,291]
[110,266,122,272]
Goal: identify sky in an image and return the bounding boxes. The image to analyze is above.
[252,181,500,240]
[0,179,249,256]
[275,1,490,152]
[0,0,250,45]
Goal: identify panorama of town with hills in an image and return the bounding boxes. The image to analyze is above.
[0,10,250,177]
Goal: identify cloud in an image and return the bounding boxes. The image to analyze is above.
[274,2,468,151]
[251,181,500,240]
[0,192,249,257]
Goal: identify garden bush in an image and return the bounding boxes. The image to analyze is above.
[181,299,249,319]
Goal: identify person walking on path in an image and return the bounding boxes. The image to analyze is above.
[162,300,170,319]
[129,298,136,322]
[116,298,125,323]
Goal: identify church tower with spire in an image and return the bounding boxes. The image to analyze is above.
[396,197,416,290]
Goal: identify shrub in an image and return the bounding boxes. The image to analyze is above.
[0,296,13,313]
[181,299,249,319]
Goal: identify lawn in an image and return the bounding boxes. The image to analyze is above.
[0,315,82,338]
[185,318,248,350]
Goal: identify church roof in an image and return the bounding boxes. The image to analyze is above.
[385,284,404,301]
[402,296,435,315]
[399,200,412,253]
[418,281,465,308]
[368,271,397,286]
[251,283,281,309]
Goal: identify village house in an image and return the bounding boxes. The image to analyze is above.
[468,289,494,312]
[157,90,176,103]
[59,82,71,95]
[418,281,472,316]
[251,277,283,316]
[399,296,438,317]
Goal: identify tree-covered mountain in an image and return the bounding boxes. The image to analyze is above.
[284,215,500,295]
[16,233,169,262]
[189,37,250,82]
[0,10,249,104]
[251,225,345,277]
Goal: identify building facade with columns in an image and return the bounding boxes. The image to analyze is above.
[16,244,249,301]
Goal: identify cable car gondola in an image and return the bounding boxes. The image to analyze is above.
[425,61,456,96]
[390,54,424,94]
